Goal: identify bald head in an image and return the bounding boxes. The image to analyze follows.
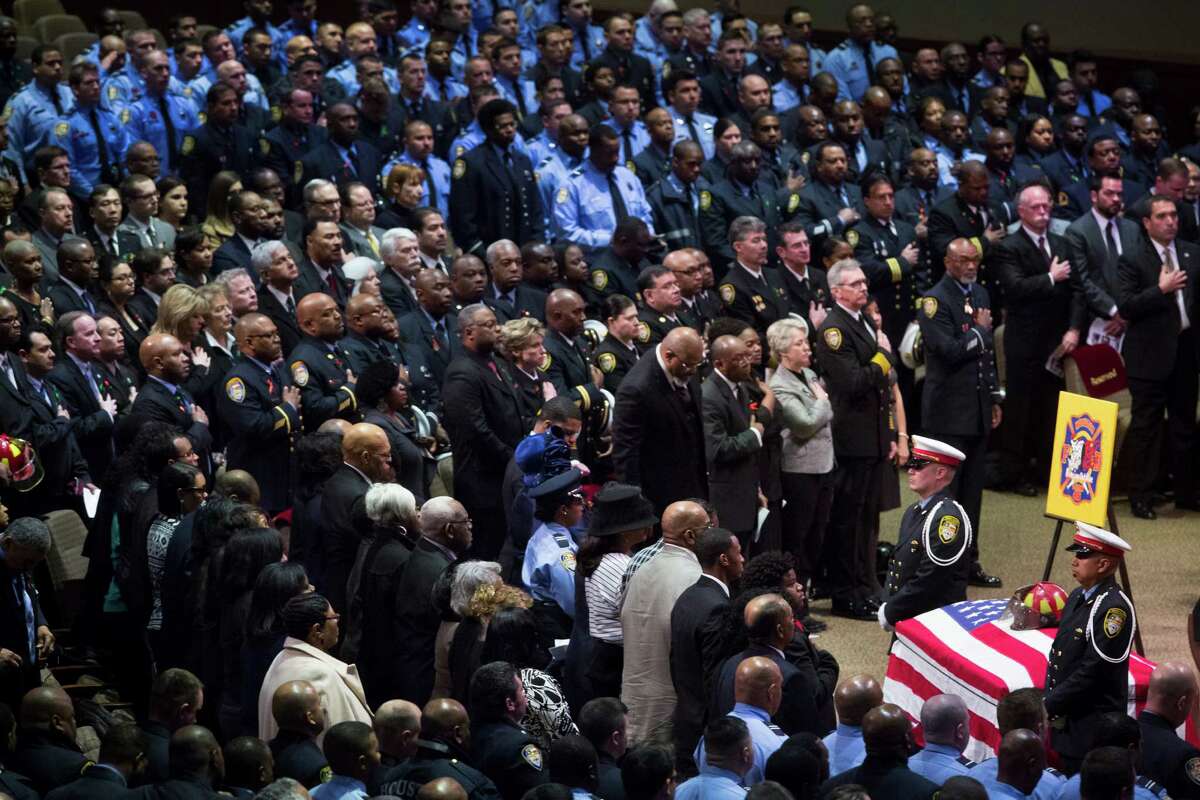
[319,418,353,437]
[660,499,708,548]
[233,312,271,340]
[996,728,1046,795]
[138,332,183,374]
[170,725,223,781]
[744,594,793,649]
[833,675,883,726]
[921,694,969,749]
[422,698,470,745]
[342,422,391,480]
[214,469,261,506]
[271,680,323,734]
[663,325,703,357]
[710,334,745,368]
[20,687,74,730]
[861,703,911,756]
[734,656,782,714]
[1146,661,1199,725]
[345,293,383,334]
[418,778,468,800]
[375,700,422,760]
[959,159,988,183]
[297,291,338,329]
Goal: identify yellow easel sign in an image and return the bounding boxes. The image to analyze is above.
[1044,391,1118,527]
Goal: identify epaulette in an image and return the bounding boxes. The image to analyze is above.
[956,754,977,768]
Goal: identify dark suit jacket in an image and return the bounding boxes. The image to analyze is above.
[300,138,385,193]
[820,756,939,800]
[701,372,762,532]
[0,556,48,700]
[713,641,828,736]
[319,464,372,620]
[992,228,1087,362]
[795,179,865,252]
[1064,211,1142,321]
[46,279,99,317]
[392,537,453,706]
[124,379,213,462]
[257,287,304,359]
[397,309,461,388]
[448,143,545,257]
[380,267,420,319]
[46,356,116,481]
[927,192,1003,305]
[669,576,729,762]
[211,235,255,278]
[484,283,548,323]
[441,351,526,511]
[127,288,160,328]
[612,347,707,514]
[1116,238,1200,381]
[780,265,831,335]
[45,763,151,800]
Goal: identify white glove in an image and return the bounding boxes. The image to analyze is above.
[877,602,893,631]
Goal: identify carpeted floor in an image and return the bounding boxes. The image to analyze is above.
[805,484,1198,682]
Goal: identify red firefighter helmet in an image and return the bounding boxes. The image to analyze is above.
[1005,582,1069,630]
[0,434,44,492]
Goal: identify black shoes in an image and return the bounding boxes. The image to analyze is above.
[831,601,876,621]
[1130,500,1157,520]
[968,567,1002,588]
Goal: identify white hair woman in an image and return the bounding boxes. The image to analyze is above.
[430,560,503,699]
[766,317,835,593]
[343,256,382,297]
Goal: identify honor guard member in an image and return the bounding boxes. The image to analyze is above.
[876,436,971,629]
[57,63,127,200]
[220,312,303,515]
[917,238,1002,588]
[290,291,359,432]
[180,82,259,213]
[262,88,328,193]
[127,52,202,178]
[449,98,546,258]
[470,662,549,798]
[718,216,791,353]
[647,140,708,253]
[555,124,655,254]
[5,47,75,172]
[699,141,798,270]
[635,267,685,348]
[665,69,717,160]
[1045,522,1136,775]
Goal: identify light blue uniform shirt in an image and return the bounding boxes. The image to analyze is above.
[4,81,75,169]
[522,521,578,618]
[709,12,758,50]
[127,91,202,177]
[978,779,1033,800]
[424,74,468,104]
[495,74,539,117]
[602,118,652,168]
[695,703,787,786]
[1056,773,1165,800]
[671,109,716,160]
[400,17,433,54]
[536,151,584,239]
[310,775,369,800]
[908,742,975,785]
[675,766,747,800]
[971,758,1066,800]
[54,104,130,197]
[226,17,289,62]
[555,160,656,251]
[448,120,530,161]
[824,38,899,101]
[327,60,400,97]
[565,22,607,71]
[823,723,867,776]
[773,79,809,114]
[1076,90,1113,119]
[936,146,985,189]
[448,29,479,81]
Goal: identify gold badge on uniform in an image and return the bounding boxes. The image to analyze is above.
[1184,757,1200,785]
[846,229,859,247]
[788,193,799,213]
[922,297,938,318]
[801,150,810,164]
[937,515,959,543]
[225,377,246,403]
[752,295,766,312]
[198,112,206,124]
[823,328,843,350]
[107,85,118,100]
[293,160,304,184]
[1103,607,1127,638]
[539,352,552,372]
[452,158,466,179]
[290,362,309,386]
[560,551,576,571]
[54,121,68,138]
[662,61,671,79]
[270,104,281,122]
[636,321,651,343]
[719,283,735,304]
[597,351,617,373]
[699,190,712,211]
[260,138,270,156]
[591,270,608,290]
[627,160,636,173]
[1057,190,1068,207]
[522,744,543,770]
[557,186,569,204]
[120,108,130,124]
[181,135,196,156]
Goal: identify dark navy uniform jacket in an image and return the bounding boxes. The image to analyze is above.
[471,719,548,800]
[218,355,301,513]
[288,335,359,432]
[882,490,971,624]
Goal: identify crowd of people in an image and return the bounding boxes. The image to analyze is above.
[0,0,1199,796]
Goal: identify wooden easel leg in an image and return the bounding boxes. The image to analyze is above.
[1042,519,1065,582]
[1107,507,1145,656]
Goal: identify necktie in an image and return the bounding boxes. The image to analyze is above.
[684,182,697,222]
[286,294,296,314]
[435,320,449,350]
[0,355,13,389]
[147,222,159,247]
[367,230,380,257]
[17,572,35,662]
[622,127,635,165]
[487,358,500,379]
[580,28,592,60]
[88,109,111,175]
[675,382,691,405]
[346,147,360,178]
[173,387,191,413]
[49,87,63,116]
[607,172,629,221]
[838,186,849,208]
[159,95,178,165]
[82,289,96,314]
[862,42,876,85]
[410,99,421,118]
[957,86,967,112]
[685,114,700,144]
[423,161,438,208]
[512,82,527,116]
[1104,221,1118,261]
[1164,246,1191,330]
[108,235,118,256]
[326,269,340,297]
[1037,235,1050,265]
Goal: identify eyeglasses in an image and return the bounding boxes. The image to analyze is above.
[248,331,281,340]
[904,459,934,471]
[324,613,340,621]
[837,278,868,288]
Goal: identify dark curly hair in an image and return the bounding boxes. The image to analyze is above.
[355,359,401,409]
[295,432,343,497]
[741,551,796,595]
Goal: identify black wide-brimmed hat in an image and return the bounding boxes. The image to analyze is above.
[587,481,658,537]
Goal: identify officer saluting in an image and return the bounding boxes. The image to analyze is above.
[220,313,303,515]
[877,436,972,630]
[1045,522,1136,775]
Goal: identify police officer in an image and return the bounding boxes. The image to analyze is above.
[665,69,716,160]
[5,46,75,172]
[555,124,655,254]
[470,662,549,799]
[635,267,685,349]
[289,292,359,432]
[56,63,127,201]
[376,698,501,798]
[877,436,972,629]
[795,141,865,256]
[268,680,332,789]
[449,98,545,258]
[181,82,259,213]
[127,51,201,178]
[594,295,642,393]
[220,312,303,515]
[262,88,327,194]
[522,463,583,645]
[534,113,588,233]
[1045,522,1137,775]
[917,238,1003,588]
[647,140,708,253]
[588,217,654,303]
[699,141,798,270]
[717,215,791,354]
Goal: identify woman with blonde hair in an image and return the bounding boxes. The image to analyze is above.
[377,163,425,230]
[448,581,532,702]
[151,284,213,397]
[200,171,244,249]
[430,560,503,699]
[498,317,552,428]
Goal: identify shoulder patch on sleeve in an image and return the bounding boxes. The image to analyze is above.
[699,189,712,211]
[54,121,68,137]
[225,376,246,403]
[181,134,195,155]
[788,193,800,213]
[452,158,466,178]
[107,85,118,100]
[1185,757,1200,785]
[319,765,333,783]
[937,514,960,544]
[597,351,617,373]
[636,321,651,343]
[1102,607,1127,638]
[260,137,270,155]
[557,185,569,203]
[539,352,552,372]
[823,327,842,350]
[719,283,735,304]
[521,743,543,771]
[846,228,860,247]
[120,108,131,124]
[590,269,608,290]
[922,297,938,318]
[290,361,309,386]
[293,160,304,184]
[801,150,810,164]
[1057,190,1069,206]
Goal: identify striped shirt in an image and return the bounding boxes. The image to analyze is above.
[587,552,631,643]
